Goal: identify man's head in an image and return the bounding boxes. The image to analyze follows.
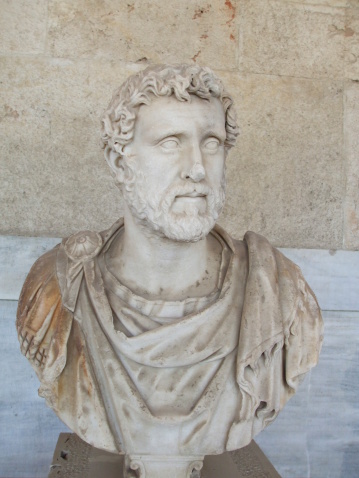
[101,64,239,242]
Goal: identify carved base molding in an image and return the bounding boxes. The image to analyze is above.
[48,433,281,478]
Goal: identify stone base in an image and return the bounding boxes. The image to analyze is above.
[48,433,281,478]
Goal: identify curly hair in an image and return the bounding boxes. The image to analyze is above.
[101,64,239,159]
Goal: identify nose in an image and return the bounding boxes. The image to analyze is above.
[188,163,205,182]
[181,143,206,182]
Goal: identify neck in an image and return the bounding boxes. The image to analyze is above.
[109,206,219,300]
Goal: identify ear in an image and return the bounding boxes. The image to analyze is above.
[104,146,125,183]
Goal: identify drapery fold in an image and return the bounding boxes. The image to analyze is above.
[17,220,323,454]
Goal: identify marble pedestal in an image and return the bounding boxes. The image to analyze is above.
[48,433,281,478]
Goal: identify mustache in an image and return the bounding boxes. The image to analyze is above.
[160,181,211,210]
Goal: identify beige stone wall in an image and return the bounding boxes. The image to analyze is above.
[1,0,358,249]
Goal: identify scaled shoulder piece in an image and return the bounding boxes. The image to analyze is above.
[16,246,73,383]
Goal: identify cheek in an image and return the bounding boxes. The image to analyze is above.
[205,157,225,185]
[148,160,181,189]
[138,161,178,196]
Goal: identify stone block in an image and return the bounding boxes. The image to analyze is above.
[46,0,238,70]
[0,0,47,54]
[218,71,344,249]
[344,82,359,249]
[0,56,140,237]
[345,8,359,80]
[239,0,345,79]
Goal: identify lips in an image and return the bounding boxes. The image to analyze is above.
[176,192,206,198]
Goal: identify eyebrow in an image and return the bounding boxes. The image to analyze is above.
[150,128,226,145]
[150,130,187,144]
[205,129,226,141]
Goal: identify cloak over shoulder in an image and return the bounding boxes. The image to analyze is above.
[17,220,323,455]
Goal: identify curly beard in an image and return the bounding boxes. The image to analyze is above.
[120,161,226,242]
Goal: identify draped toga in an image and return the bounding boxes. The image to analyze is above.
[17,219,323,455]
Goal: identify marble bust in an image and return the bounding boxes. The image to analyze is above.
[17,64,323,477]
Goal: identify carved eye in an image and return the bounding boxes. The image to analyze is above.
[160,139,179,150]
[204,139,220,151]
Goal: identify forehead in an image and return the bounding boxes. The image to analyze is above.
[134,94,226,140]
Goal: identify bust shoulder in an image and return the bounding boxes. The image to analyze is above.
[16,245,73,382]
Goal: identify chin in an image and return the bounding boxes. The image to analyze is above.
[152,213,217,243]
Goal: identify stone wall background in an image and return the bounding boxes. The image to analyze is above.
[1,0,358,250]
